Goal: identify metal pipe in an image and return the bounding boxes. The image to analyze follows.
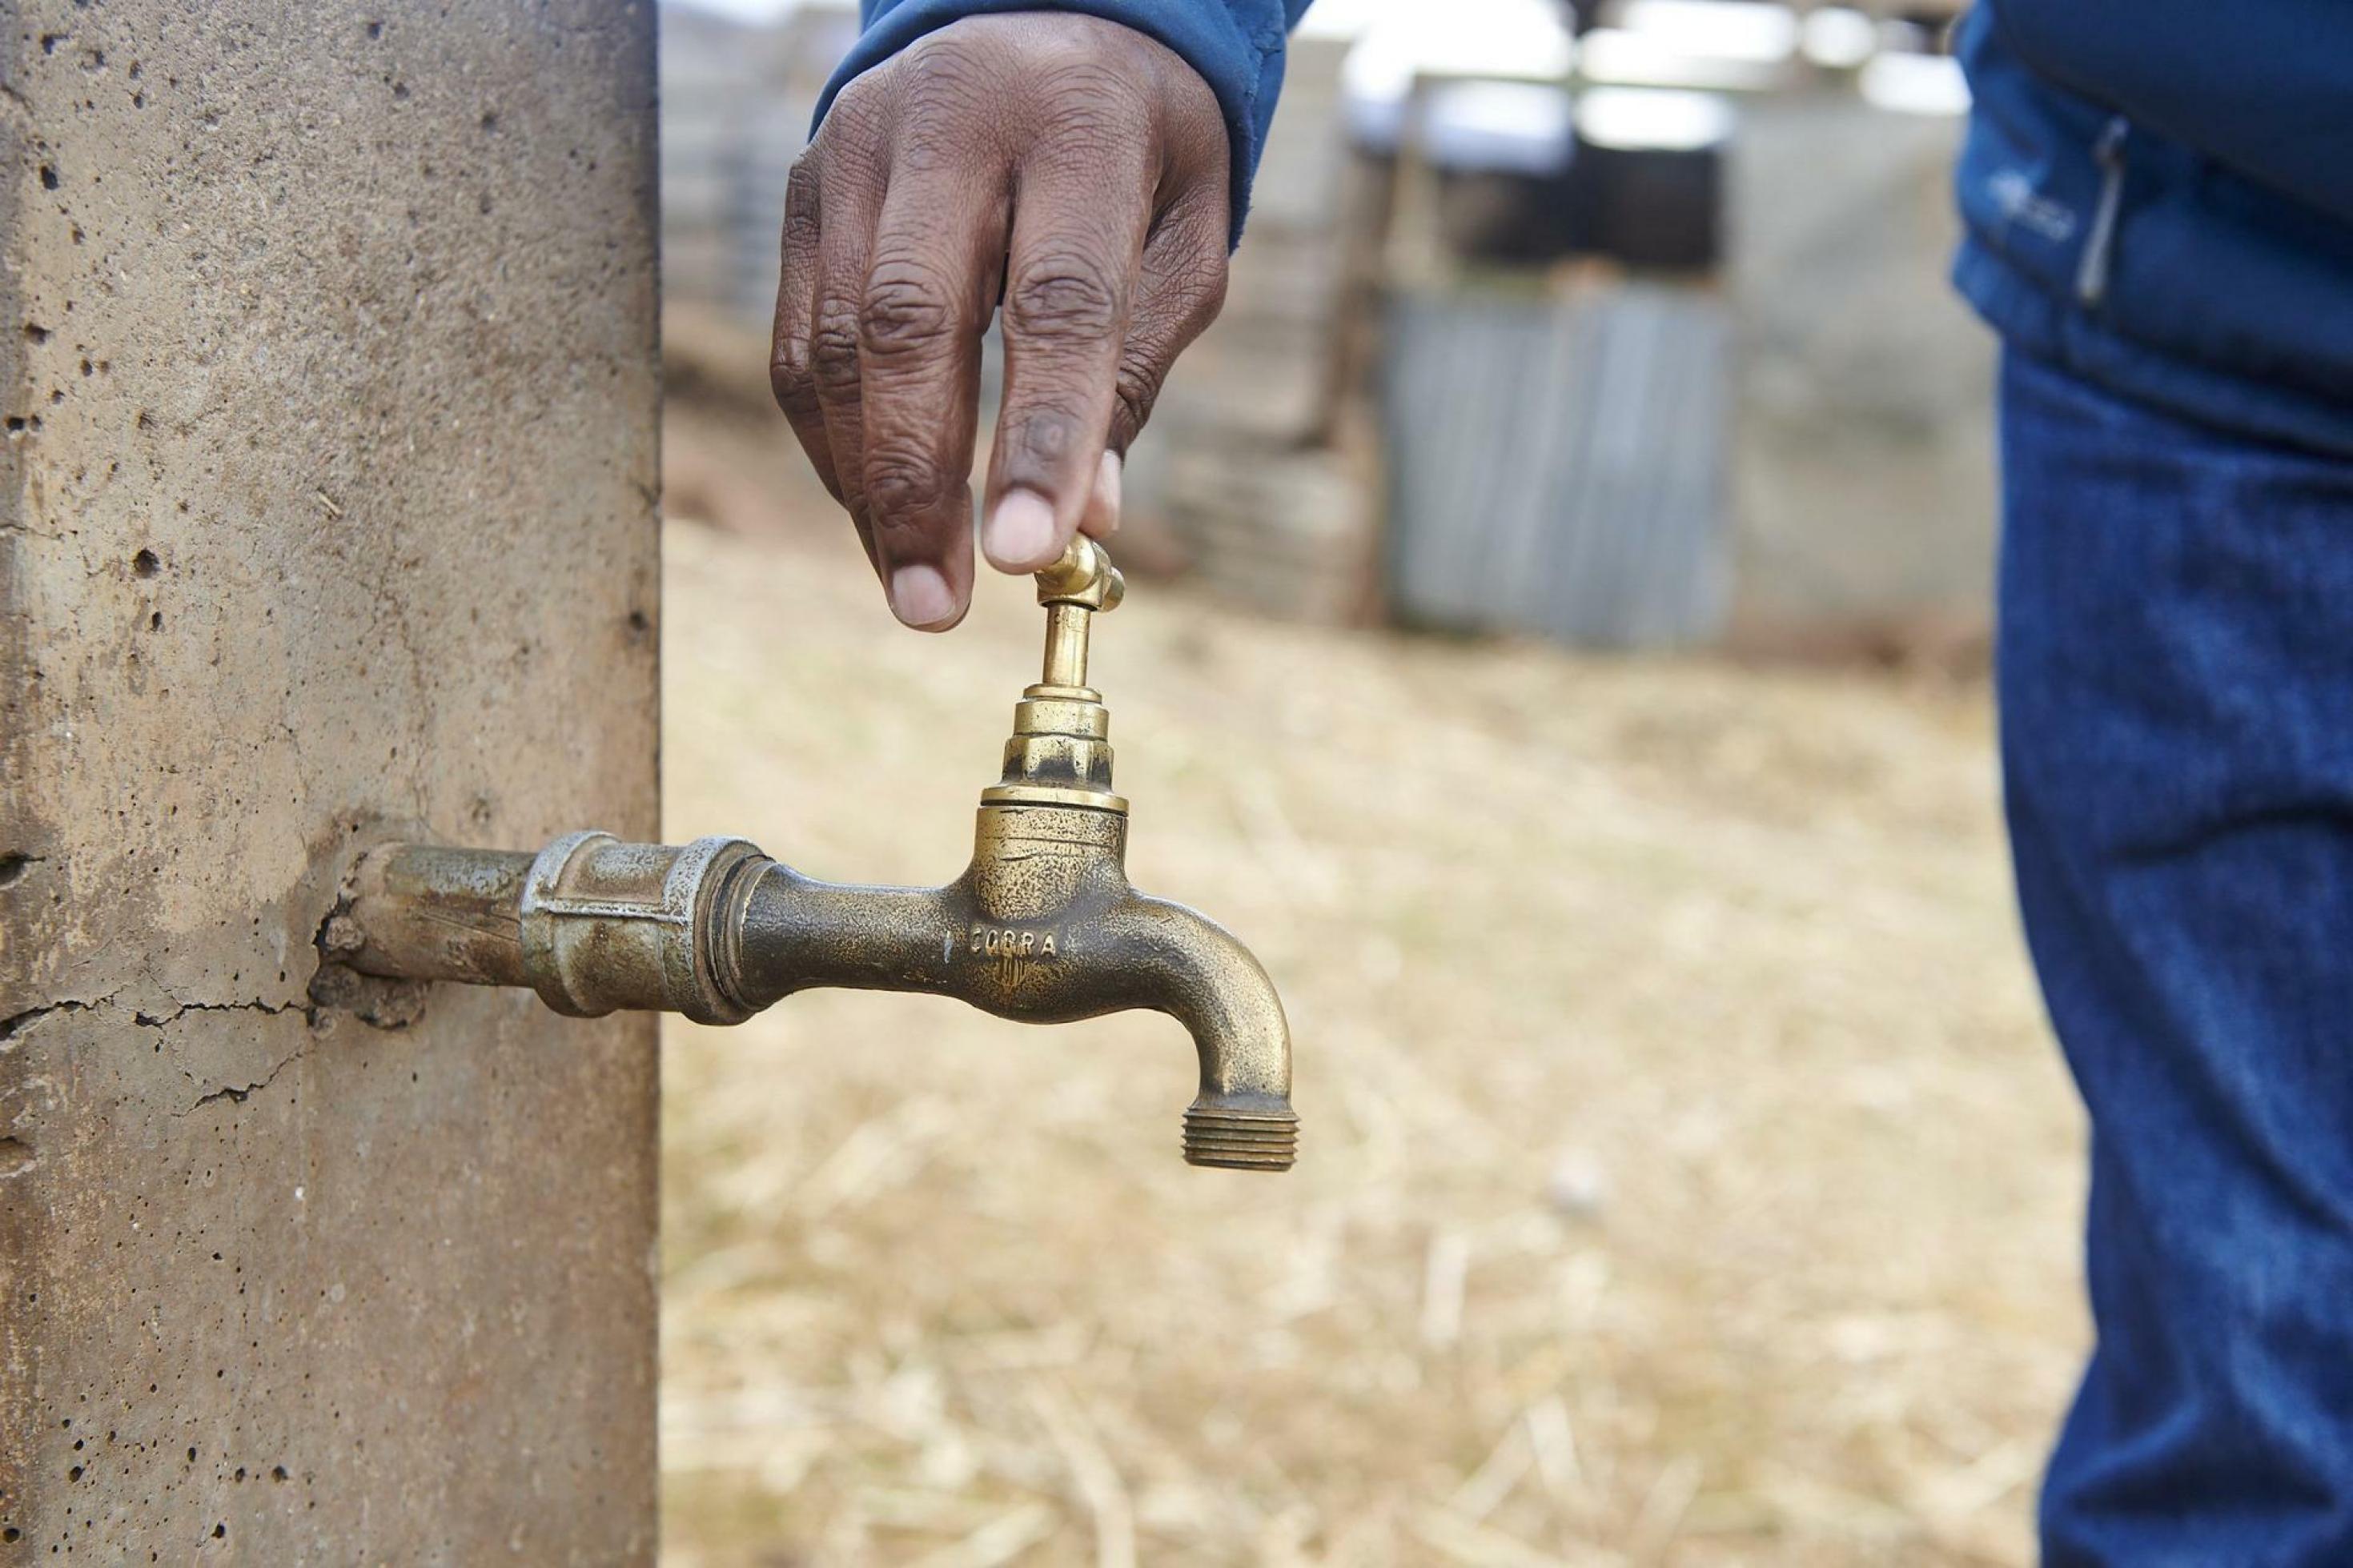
[1042,603,1091,688]
[337,843,534,989]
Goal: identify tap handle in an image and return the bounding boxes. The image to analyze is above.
[1031,538,1121,692]
[1034,536,1124,614]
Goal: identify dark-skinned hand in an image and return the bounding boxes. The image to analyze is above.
[770,14,1233,630]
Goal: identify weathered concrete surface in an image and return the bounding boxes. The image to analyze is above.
[2,3,661,1560]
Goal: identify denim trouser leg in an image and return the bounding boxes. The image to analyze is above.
[1998,349,2353,1566]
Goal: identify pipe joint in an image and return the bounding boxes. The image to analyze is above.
[516,831,767,1025]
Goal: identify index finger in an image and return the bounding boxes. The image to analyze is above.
[852,169,1010,632]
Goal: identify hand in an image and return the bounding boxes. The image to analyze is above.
[769,14,1232,630]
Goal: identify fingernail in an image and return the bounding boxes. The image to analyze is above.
[1088,451,1123,535]
[888,563,957,628]
[985,487,1059,570]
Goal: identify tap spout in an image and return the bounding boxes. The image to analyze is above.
[724,801,1295,1169]
[1099,892,1297,1170]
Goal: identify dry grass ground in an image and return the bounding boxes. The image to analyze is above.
[655,509,2086,1568]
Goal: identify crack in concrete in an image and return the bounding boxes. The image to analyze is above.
[0,993,118,1045]
[179,1046,304,1117]
[4,993,305,1042]
[141,1000,318,1114]
[3,994,315,1114]
[0,1002,70,1044]
[134,997,306,1029]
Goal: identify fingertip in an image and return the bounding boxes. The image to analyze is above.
[982,487,1066,572]
[1080,450,1123,539]
[888,562,965,631]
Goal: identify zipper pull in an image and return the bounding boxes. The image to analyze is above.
[2076,118,2130,307]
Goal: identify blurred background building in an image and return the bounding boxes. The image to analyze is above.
[659,0,1989,660]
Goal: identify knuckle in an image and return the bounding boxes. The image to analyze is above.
[1006,406,1082,469]
[811,104,889,194]
[898,31,993,117]
[861,263,960,363]
[1006,256,1122,343]
[783,155,823,223]
[769,352,821,422]
[1035,60,1152,141]
[864,443,953,520]
[810,297,864,395]
[901,26,989,81]
[1112,360,1162,440]
[825,71,889,136]
[781,206,821,261]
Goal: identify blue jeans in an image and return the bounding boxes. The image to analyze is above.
[2000,349,2353,1565]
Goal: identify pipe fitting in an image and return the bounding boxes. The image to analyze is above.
[515,832,768,1025]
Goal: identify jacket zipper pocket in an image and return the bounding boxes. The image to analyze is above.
[2075,117,2130,307]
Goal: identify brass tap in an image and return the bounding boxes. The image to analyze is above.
[332,539,1296,1172]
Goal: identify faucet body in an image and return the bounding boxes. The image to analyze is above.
[331,540,1296,1171]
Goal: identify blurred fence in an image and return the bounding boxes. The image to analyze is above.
[1385,283,1730,645]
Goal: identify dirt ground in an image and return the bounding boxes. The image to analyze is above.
[654,481,2086,1566]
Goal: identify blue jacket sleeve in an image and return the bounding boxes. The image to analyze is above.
[1990,0,2353,227]
[813,0,1314,243]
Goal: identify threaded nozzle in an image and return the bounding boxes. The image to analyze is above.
[1183,1105,1299,1172]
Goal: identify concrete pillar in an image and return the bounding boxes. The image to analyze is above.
[2,3,661,1559]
